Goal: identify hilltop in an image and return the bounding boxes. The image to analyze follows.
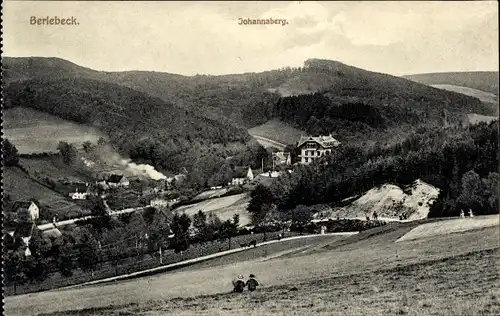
[3,57,493,134]
[403,71,499,95]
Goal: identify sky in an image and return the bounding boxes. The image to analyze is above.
[3,1,498,76]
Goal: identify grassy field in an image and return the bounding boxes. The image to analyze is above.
[467,113,499,125]
[175,193,251,226]
[396,215,499,242]
[248,119,305,146]
[3,166,66,204]
[19,156,92,183]
[3,166,87,219]
[6,219,499,316]
[431,84,498,104]
[4,107,107,154]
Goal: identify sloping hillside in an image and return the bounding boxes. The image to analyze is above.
[4,57,493,132]
[404,71,499,95]
[4,77,253,176]
[431,84,498,104]
[314,180,440,221]
[4,107,107,154]
[248,119,306,146]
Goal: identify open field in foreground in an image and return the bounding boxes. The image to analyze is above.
[4,107,107,154]
[6,218,499,316]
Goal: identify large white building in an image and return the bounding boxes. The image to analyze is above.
[297,135,340,164]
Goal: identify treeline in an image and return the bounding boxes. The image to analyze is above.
[249,121,499,218]
[3,205,242,291]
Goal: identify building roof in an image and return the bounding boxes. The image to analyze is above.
[42,228,63,239]
[107,174,125,183]
[70,182,89,193]
[297,135,340,149]
[273,152,290,161]
[15,223,35,238]
[12,201,36,211]
[232,166,252,179]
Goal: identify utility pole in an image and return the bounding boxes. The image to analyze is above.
[159,246,163,264]
[261,158,264,173]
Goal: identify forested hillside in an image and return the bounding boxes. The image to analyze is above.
[249,121,498,222]
[4,57,493,131]
[4,77,268,187]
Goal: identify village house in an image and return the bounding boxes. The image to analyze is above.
[15,223,36,257]
[272,151,292,166]
[106,174,130,188]
[231,166,254,185]
[68,182,92,200]
[12,201,40,223]
[297,135,340,164]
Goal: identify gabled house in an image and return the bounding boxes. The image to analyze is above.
[106,174,130,188]
[272,152,292,166]
[231,166,254,186]
[68,182,91,200]
[297,135,340,164]
[14,223,36,257]
[12,201,40,223]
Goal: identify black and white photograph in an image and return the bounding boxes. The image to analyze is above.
[2,1,499,315]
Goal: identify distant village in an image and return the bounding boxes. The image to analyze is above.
[4,134,341,258]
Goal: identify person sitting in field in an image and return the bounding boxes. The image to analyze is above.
[232,274,246,293]
[246,274,259,292]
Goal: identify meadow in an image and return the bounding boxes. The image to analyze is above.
[3,107,107,154]
[175,193,252,226]
[6,217,499,316]
[248,119,305,146]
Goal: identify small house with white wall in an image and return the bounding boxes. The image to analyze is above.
[231,166,254,185]
[68,182,91,200]
[12,201,40,223]
[106,174,130,188]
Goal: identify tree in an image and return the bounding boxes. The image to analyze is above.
[170,213,191,253]
[206,212,222,241]
[286,205,313,234]
[57,141,77,164]
[457,170,486,214]
[4,250,28,293]
[54,234,76,277]
[97,137,107,147]
[3,138,19,166]
[82,141,94,153]
[483,172,499,213]
[218,219,238,250]
[248,184,275,224]
[192,210,208,242]
[76,228,99,276]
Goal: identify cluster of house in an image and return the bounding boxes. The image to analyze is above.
[4,201,43,257]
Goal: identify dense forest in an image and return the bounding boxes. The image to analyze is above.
[4,57,493,130]
[249,121,499,219]
[4,78,269,188]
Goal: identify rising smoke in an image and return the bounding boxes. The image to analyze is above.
[91,144,167,181]
[120,159,167,181]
